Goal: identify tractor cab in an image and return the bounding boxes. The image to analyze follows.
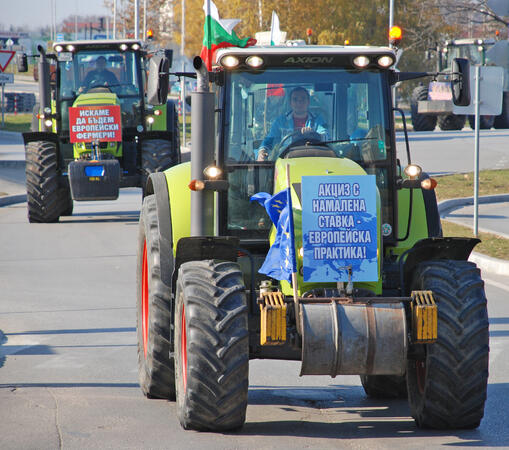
[53,40,147,158]
[215,46,398,244]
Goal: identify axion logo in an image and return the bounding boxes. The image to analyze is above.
[284,56,334,64]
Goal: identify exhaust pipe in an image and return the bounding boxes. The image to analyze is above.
[37,45,51,132]
[190,57,215,237]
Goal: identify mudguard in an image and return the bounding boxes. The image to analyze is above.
[145,172,174,288]
[400,237,480,294]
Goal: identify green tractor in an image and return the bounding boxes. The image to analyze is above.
[411,38,509,131]
[137,45,489,431]
[20,40,180,223]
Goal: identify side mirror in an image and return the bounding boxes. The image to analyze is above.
[147,55,170,105]
[17,53,28,73]
[164,49,173,68]
[451,58,470,106]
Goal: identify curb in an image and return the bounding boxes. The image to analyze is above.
[438,194,509,216]
[469,252,509,277]
[0,193,26,207]
[439,195,509,277]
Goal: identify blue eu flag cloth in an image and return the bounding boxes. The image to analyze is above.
[250,188,297,283]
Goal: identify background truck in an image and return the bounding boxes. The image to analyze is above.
[136,45,489,432]
[19,39,180,223]
[411,38,509,131]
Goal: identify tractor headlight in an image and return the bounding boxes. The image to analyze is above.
[146,116,155,124]
[55,45,63,52]
[404,164,422,180]
[377,55,394,68]
[203,165,222,179]
[66,45,75,52]
[44,119,53,127]
[132,43,140,50]
[246,56,264,68]
[43,107,52,115]
[220,55,240,69]
[353,55,370,68]
[120,44,128,51]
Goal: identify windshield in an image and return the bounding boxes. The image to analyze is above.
[225,68,389,161]
[223,68,394,239]
[57,50,143,131]
[446,44,487,67]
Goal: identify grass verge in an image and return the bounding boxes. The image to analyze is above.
[435,169,509,203]
[0,113,31,132]
[441,220,509,260]
[437,169,509,260]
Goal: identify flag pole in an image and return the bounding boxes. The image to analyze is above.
[206,0,212,70]
[286,164,301,335]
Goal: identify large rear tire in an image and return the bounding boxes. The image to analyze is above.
[468,115,494,130]
[175,260,249,431]
[410,86,437,131]
[407,260,489,429]
[360,374,407,399]
[141,139,177,196]
[494,91,509,129]
[437,114,466,131]
[136,195,176,399]
[25,140,61,223]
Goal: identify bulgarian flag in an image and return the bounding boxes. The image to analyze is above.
[200,0,256,71]
[270,11,283,46]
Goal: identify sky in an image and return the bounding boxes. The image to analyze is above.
[2,0,110,30]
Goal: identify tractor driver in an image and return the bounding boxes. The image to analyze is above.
[79,56,118,92]
[256,87,328,161]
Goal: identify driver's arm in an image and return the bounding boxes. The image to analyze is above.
[313,115,329,140]
[256,116,283,161]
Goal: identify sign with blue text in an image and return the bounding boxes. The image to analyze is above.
[301,175,378,282]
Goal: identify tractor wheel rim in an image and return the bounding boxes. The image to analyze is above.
[181,307,188,391]
[416,360,426,394]
[141,240,149,358]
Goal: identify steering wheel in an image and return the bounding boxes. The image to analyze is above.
[80,80,113,94]
[270,129,323,160]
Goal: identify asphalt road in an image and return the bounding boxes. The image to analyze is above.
[1,192,509,449]
[396,129,509,175]
[445,201,509,239]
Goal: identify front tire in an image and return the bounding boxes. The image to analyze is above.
[25,140,61,223]
[410,86,437,132]
[407,260,489,429]
[175,260,249,431]
[136,195,176,399]
[437,114,466,131]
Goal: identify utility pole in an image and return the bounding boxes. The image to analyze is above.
[113,0,117,39]
[181,0,186,147]
[389,0,394,32]
[134,0,140,40]
[143,0,147,41]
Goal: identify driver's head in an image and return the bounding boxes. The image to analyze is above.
[290,87,310,116]
[95,56,107,71]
